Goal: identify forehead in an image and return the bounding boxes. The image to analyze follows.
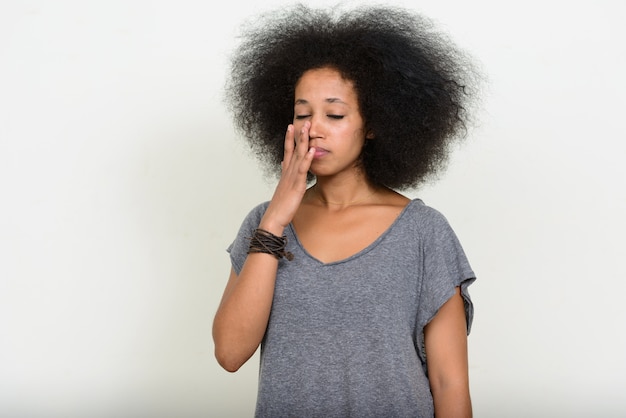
[294,67,357,103]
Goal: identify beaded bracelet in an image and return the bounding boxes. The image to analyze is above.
[247,228,294,261]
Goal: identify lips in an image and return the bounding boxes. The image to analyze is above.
[312,147,329,159]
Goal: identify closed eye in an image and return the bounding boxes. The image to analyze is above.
[294,114,344,120]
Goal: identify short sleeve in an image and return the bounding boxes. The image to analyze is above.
[414,207,476,361]
[226,201,269,274]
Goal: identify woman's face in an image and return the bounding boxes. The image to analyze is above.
[293,67,369,179]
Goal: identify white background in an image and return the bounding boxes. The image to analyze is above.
[1,1,625,417]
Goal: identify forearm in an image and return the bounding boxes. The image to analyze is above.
[431,382,472,418]
[212,252,279,371]
[425,288,472,417]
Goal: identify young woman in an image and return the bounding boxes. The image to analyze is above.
[213,4,481,417]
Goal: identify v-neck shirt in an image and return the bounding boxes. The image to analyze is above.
[227,198,476,418]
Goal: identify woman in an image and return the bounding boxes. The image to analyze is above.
[213,4,480,417]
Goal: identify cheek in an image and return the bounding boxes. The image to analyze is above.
[292,119,306,131]
[348,129,367,148]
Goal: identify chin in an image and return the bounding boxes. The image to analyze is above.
[308,166,335,178]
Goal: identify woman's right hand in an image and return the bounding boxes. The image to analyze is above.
[259,122,315,233]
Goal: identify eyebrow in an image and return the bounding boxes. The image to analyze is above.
[294,98,348,105]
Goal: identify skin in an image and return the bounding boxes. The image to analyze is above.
[212,67,472,417]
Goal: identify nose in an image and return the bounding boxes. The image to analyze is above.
[308,114,322,139]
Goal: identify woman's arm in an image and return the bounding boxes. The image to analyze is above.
[212,256,280,372]
[212,123,314,372]
[424,286,472,418]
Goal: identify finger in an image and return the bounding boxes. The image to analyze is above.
[292,122,314,175]
[282,124,295,170]
[299,146,315,174]
[294,121,311,158]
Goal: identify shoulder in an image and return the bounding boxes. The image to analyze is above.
[241,201,270,223]
[228,201,271,272]
[397,199,465,248]
[231,201,271,238]
[251,200,270,214]
[402,199,451,228]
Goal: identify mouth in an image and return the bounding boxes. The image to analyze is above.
[312,147,329,159]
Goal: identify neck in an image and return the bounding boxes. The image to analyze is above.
[310,178,379,208]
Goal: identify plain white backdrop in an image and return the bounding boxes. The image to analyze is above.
[1,1,625,417]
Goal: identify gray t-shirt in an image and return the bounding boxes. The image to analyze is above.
[227,199,476,418]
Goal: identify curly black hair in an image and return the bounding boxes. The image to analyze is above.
[224,3,481,190]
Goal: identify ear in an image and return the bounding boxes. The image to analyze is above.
[365,130,375,139]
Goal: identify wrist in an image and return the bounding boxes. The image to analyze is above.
[247,228,294,261]
[258,217,286,236]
